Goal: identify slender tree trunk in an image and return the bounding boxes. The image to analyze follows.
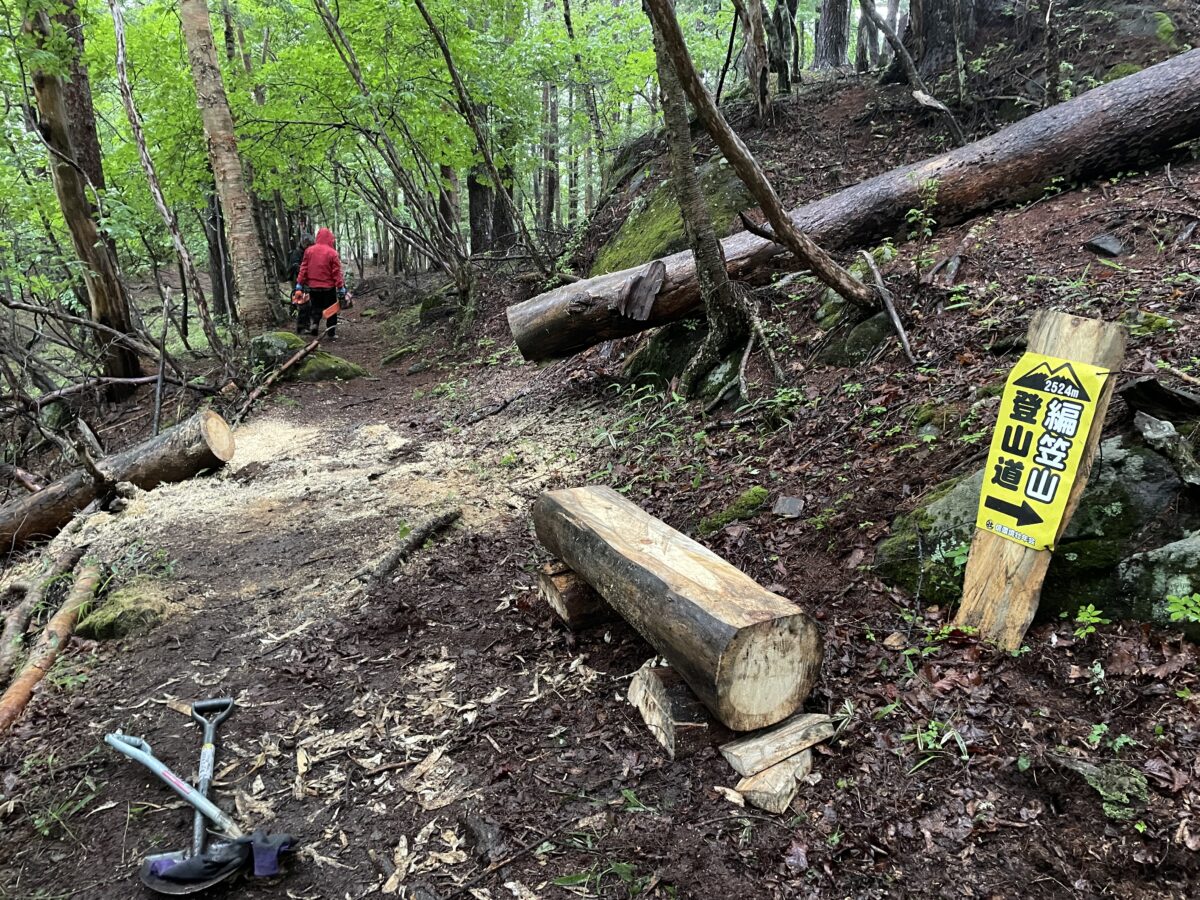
[855,5,879,71]
[562,0,604,151]
[584,137,595,214]
[542,73,560,233]
[179,0,274,329]
[732,0,772,123]
[204,193,232,317]
[814,0,850,68]
[109,0,224,357]
[879,0,900,65]
[645,0,745,396]
[567,86,580,229]
[55,0,105,195]
[796,18,805,70]
[23,10,139,385]
[767,0,794,93]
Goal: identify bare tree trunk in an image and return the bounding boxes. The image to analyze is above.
[203,193,232,317]
[55,0,105,194]
[767,0,795,93]
[179,0,274,330]
[886,0,976,80]
[814,0,849,69]
[879,0,900,65]
[562,0,604,151]
[108,0,224,357]
[23,10,139,386]
[645,0,745,396]
[732,0,772,123]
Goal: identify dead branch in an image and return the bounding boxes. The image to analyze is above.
[0,555,100,732]
[235,338,320,424]
[0,463,44,494]
[0,544,86,684]
[347,509,462,601]
[858,250,917,364]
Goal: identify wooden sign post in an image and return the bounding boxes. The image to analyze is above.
[954,310,1126,650]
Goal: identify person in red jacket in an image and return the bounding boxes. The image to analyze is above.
[295,227,346,341]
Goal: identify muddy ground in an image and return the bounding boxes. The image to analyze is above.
[4,78,1200,900]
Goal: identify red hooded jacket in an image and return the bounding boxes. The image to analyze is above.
[297,228,344,290]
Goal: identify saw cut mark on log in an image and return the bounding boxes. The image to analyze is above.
[507,49,1200,361]
[538,562,614,629]
[719,712,834,776]
[627,664,728,759]
[533,486,822,731]
[735,748,813,814]
[954,311,1127,651]
[0,558,101,734]
[0,410,234,553]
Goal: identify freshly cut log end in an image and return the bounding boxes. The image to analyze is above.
[532,486,823,731]
[627,664,729,759]
[538,562,614,629]
[0,410,236,552]
[720,712,835,777]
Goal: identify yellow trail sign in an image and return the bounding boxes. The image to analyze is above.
[975,352,1112,551]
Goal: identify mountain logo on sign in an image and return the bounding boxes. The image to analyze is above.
[1013,361,1091,401]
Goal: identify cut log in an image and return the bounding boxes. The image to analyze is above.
[508,49,1200,360]
[0,410,235,553]
[735,748,813,814]
[627,664,729,759]
[0,558,101,733]
[532,486,822,731]
[719,712,834,776]
[538,562,614,628]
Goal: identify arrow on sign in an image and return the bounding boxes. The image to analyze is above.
[984,495,1045,528]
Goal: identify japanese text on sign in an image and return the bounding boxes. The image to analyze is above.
[975,352,1111,550]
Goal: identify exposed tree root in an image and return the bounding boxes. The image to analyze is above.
[0,544,87,685]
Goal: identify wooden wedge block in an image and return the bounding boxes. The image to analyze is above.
[627,665,728,760]
[533,486,822,731]
[720,713,834,777]
[735,749,813,814]
[537,562,613,628]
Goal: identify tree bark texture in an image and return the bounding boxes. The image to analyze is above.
[888,0,977,80]
[24,10,139,384]
[732,0,771,122]
[814,0,849,68]
[179,0,274,329]
[0,410,235,553]
[648,0,746,394]
[507,49,1200,361]
[533,487,823,731]
[55,0,105,193]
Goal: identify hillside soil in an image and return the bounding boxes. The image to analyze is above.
[4,77,1200,900]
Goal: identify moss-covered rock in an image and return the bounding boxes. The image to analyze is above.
[816,313,893,367]
[875,439,1198,618]
[591,156,754,276]
[1122,308,1175,337]
[813,244,898,331]
[77,577,181,639]
[699,486,769,535]
[699,353,741,400]
[250,332,366,382]
[1118,532,1200,640]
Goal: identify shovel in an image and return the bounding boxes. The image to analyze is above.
[106,698,245,894]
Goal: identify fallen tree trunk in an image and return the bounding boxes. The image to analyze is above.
[533,486,822,730]
[0,558,101,734]
[0,410,235,553]
[509,49,1200,360]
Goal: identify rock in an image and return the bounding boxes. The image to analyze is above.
[813,244,897,332]
[699,353,741,401]
[874,438,1200,621]
[591,156,754,276]
[1135,412,1200,487]
[816,313,893,367]
[406,361,432,376]
[1120,377,1200,428]
[699,486,768,536]
[772,496,805,518]
[250,331,365,382]
[1084,232,1128,257]
[1118,532,1200,640]
[77,577,182,640]
[623,320,705,385]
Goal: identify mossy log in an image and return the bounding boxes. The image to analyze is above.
[0,410,235,552]
[508,49,1200,360]
[532,486,822,731]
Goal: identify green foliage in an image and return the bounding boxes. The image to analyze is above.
[1166,592,1200,624]
[1073,603,1111,640]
